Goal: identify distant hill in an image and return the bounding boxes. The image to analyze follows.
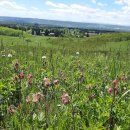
[0,16,130,32]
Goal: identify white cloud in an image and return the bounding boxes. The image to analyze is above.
[45,1,130,25]
[91,0,96,4]
[0,0,26,10]
[115,0,130,5]
[0,0,50,18]
[90,0,107,7]
[0,0,130,25]
[46,1,58,7]
[115,0,130,15]
[97,2,107,7]
[0,0,12,1]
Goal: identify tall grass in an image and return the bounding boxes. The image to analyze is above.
[0,32,130,129]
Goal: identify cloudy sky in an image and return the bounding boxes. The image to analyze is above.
[0,0,130,25]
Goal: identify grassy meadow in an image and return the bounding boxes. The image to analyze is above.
[0,27,130,130]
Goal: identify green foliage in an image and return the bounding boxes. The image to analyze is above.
[0,32,130,129]
[0,26,27,37]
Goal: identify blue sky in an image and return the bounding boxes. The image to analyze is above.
[0,0,130,25]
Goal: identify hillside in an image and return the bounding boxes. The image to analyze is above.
[0,27,130,52]
[0,16,130,32]
[0,26,27,37]
[1,26,130,130]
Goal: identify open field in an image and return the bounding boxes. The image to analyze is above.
[0,29,130,130]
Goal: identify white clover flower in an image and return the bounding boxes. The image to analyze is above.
[105,86,109,89]
[42,56,46,59]
[76,52,79,55]
[8,54,12,58]
[57,104,61,107]
[2,55,6,57]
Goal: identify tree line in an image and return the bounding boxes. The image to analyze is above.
[0,23,116,38]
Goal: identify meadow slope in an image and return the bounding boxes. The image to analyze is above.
[0,30,130,130]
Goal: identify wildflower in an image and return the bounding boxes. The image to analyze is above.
[28,74,33,79]
[88,94,96,101]
[112,79,118,87]
[2,55,5,57]
[36,92,44,100]
[28,74,33,85]
[8,53,12,58]
[26,95,31,103]
[57,104,61,107]
[79,73,85,83]
[19,73,24,80]
[28,79,32,86]
[76,52,79,55]
[32,94,39,103]
[107,87,119,96]
[14,62,19,71]
[13,75,19,81]
[54,80,59,85]
[32,92,44,103]
[42,56,46,59]
[61,92,70,105]
[120,75,128,81]
[7,105,16,114]
[43,77,51,87]
[114,88,119,95]
[107,87,113,95]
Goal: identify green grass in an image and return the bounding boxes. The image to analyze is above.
[0,31,130,130]
[0,26,28,37]
[1,32,130,51]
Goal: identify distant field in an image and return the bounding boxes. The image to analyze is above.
[0,32,130,51]
[0,28,130,130]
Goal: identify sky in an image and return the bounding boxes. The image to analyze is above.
[0,0,130,26]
